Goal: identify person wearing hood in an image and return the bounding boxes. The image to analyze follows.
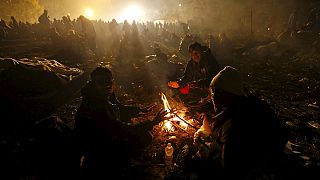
[178,66,289,179]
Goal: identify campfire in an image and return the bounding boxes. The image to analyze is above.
[159,92,198,134]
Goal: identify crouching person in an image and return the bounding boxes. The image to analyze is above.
[74,66,168,179]
[188,66,289,179]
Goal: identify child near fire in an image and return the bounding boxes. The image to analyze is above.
[74,66,169,179]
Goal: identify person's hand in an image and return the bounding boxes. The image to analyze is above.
[167,81,180,89]
[152,108,170,126]
[194,114,212,142]
[139,104,156,114]
[188,81,198,88]
[194,129,207,142]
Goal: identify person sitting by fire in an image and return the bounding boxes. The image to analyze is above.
[167,42,220,106]
[74,66,169,179]
[153,43,169,63]
[174,66,289,179]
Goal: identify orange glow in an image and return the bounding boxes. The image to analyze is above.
[161,92,172,112]
[179,121,188,130]
[160,92,191,132]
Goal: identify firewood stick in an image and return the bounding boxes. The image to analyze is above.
[171,111,198,129]
[170,121,191,135]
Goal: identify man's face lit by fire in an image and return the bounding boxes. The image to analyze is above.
[190,50,201,63]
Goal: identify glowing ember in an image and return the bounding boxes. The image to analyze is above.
[164,120,174,132]
[179,121,188,130]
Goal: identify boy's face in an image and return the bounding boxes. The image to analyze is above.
[95,77,114,97]
[191,50,201,63]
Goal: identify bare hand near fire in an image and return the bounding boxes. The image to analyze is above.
[152,108,171,125]
[167,81,180,89]
[139,104,156,114]
[188,81,198,88]
[194,113,212,142]
[199,113,207,121]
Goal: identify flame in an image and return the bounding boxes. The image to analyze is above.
[161,92,174,132]
[179,121,188,130]
[160,92,191,132]
[161,92,171,112]
[164,120,174,132]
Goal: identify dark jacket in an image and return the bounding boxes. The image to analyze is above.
[180,47,220,88]
[210,95,289,179]
[74,82,154,165]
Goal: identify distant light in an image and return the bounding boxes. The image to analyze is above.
[85,8,94,18]
[119,5,145,22]
[179,3,182,7]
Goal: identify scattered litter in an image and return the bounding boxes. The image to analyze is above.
[307,103,319,109]
[298,77,309,83]
[299,155,310,160]
[292,151,302,154]
[286,141,300,151]
[286,121,295,127]
[308,121,320,129]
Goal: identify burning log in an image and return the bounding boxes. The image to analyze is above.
[172,111,198,130]
[160,92,198,133]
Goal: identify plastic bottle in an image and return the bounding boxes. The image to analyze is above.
[165,143,174,169]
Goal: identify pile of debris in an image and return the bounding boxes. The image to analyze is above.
[0,57,82,79]
[0,57,88,129]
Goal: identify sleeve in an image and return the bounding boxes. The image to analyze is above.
[115,118,155,148]
[110,92,141,122]
[219,119,238,170]
[196,49,221,88]
[197,78,210,88]
[96,105,154,142]
[179,61,193,87]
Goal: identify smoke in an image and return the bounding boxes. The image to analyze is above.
[0,0,43,23]
[1,0,318,36]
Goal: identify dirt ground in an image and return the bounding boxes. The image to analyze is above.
[1,38,320,179]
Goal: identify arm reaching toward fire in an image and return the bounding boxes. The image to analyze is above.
[167,81,200,95]
[167,81,198,89]
[132,108,170,131]
[139,104,156,114]
[151,108,171,126]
